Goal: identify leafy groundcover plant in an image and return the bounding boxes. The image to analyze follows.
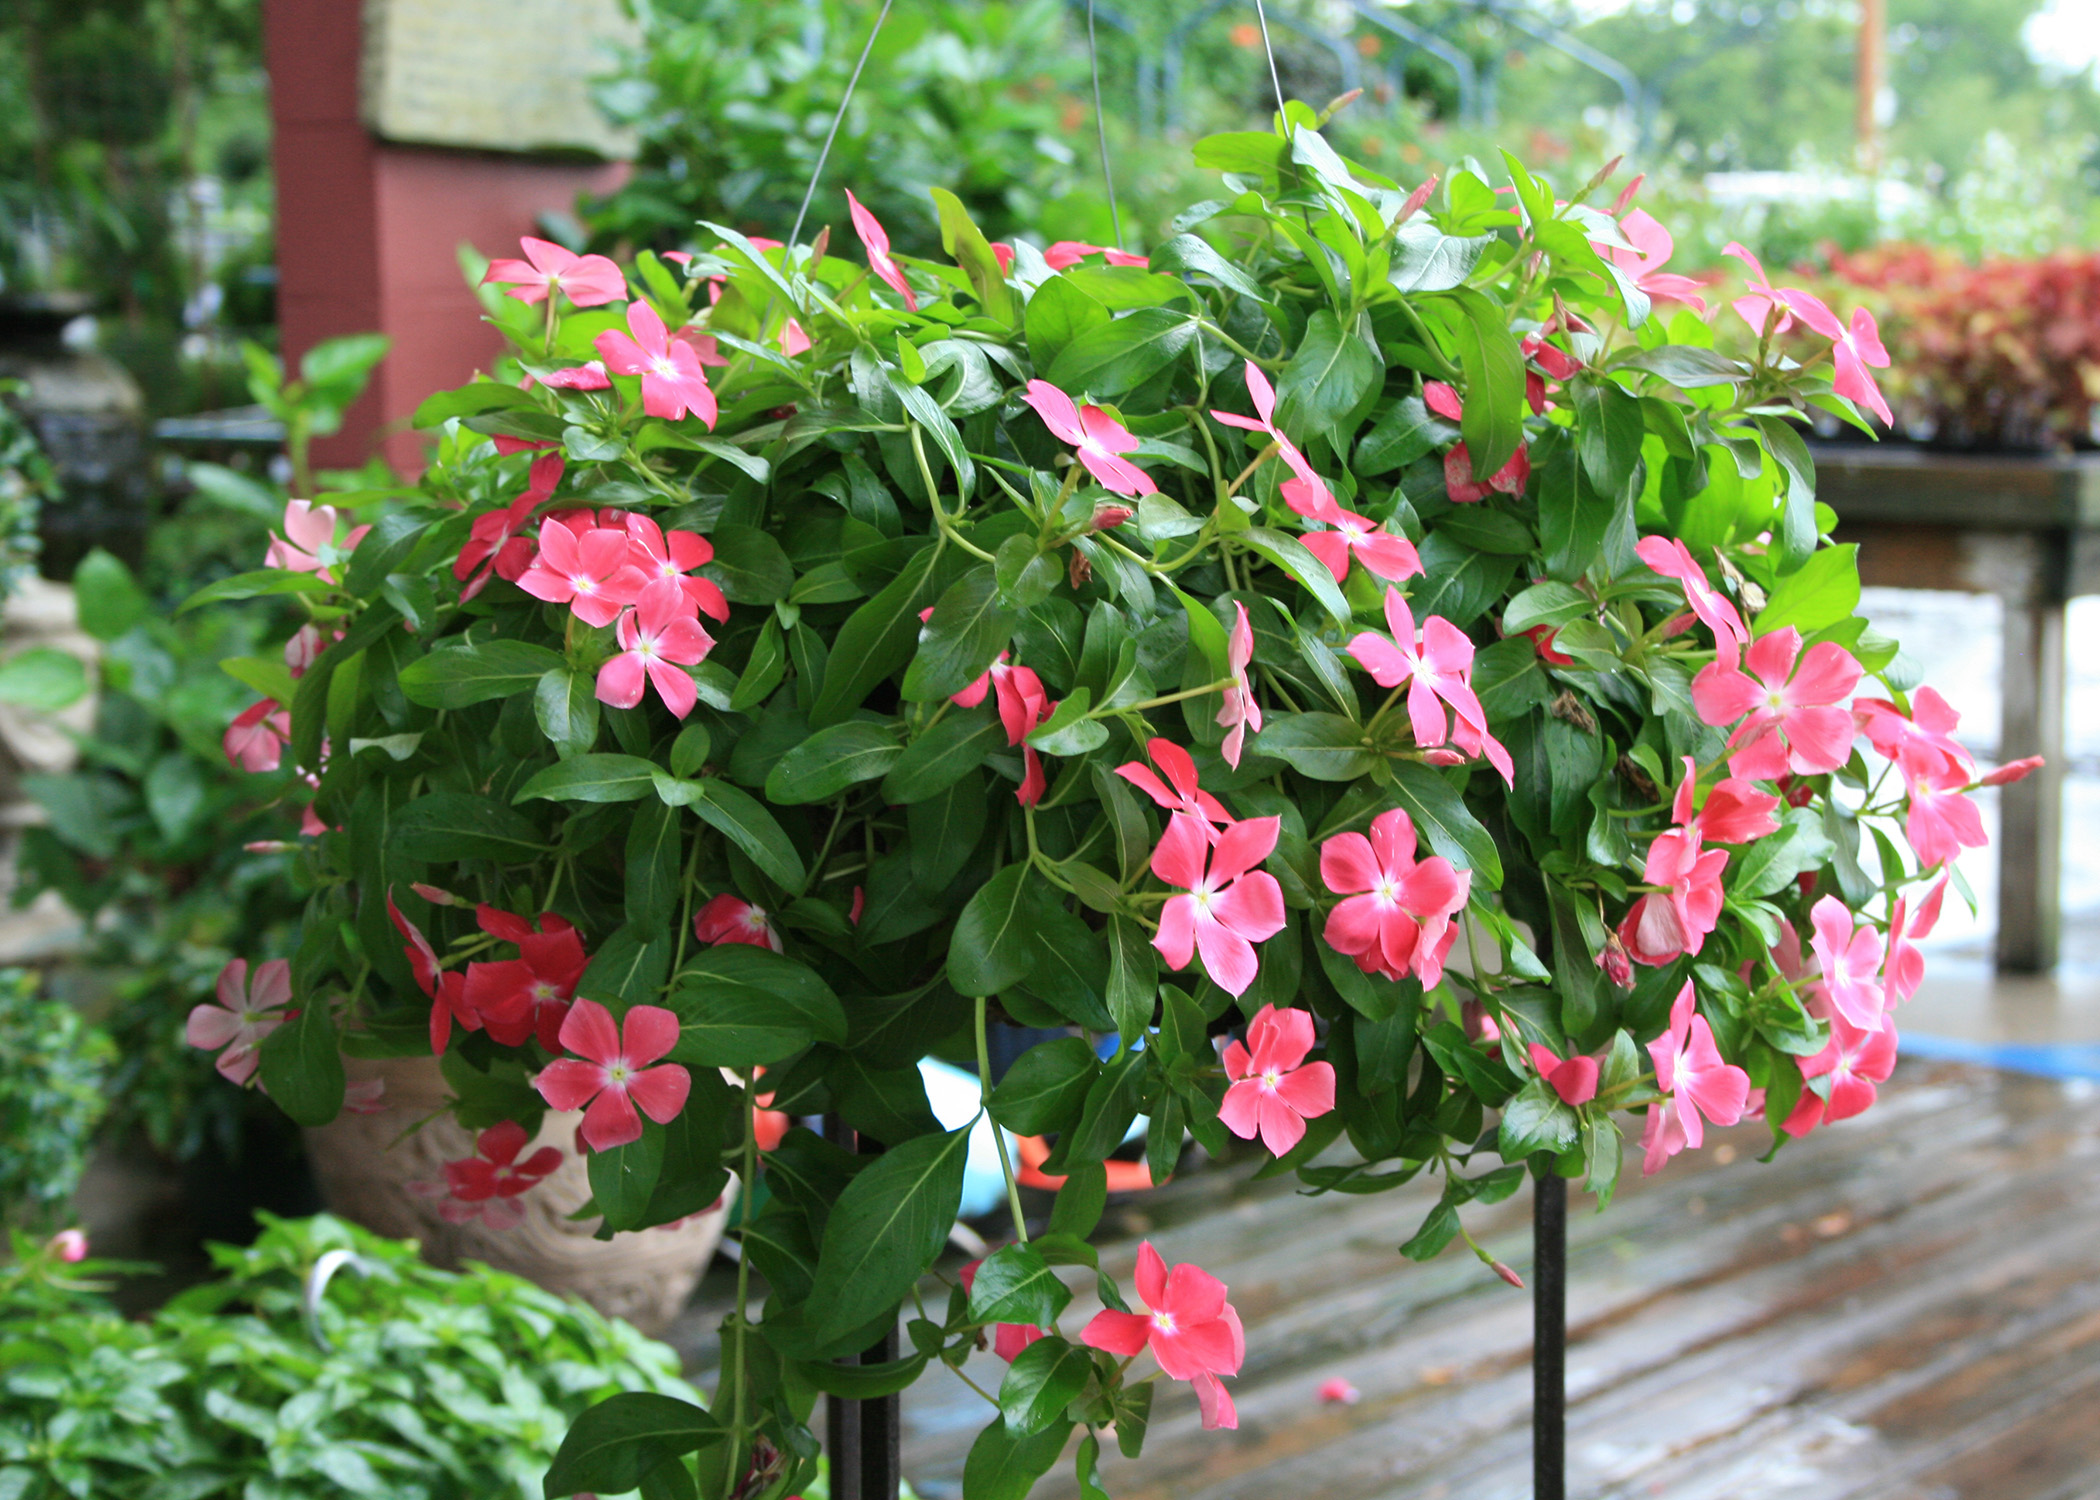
[190,103,2033,1500]
[0,1214,692,1499]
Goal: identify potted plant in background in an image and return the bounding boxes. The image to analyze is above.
[190,97,2025,1499]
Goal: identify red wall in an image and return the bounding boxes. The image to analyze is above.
[265,0,627,475]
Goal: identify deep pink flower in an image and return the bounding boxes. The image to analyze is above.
[1347,587,1512,785]
[958,1258,1049,1363]
[1981,755,2044,787]
[1152,813,1286,998]
[1043,241,1149,270]
[1423,382,1530,504]
[1319,808,1469,988]
[465,906,588,1052]
[595,301,719,425]
[265,499,369,583]
[1722,241,1796,339]
[1691,627,1863,780]
[531,361,613,390]
[1641,981,1750,1175]
[949,651,1052,803]
[1598,210,1708,312]
[481,236,626,307]
[694,894,782,953]
[1854,687,1973,786]
[1781,1011,1898,1138]
[1522,333,1580,382]
[1217,602,1261,769]
[388,891,477,1052]
[1885,876,1947,1005]
[1212,361,1337,518]
[1528,1043,1599,1106]
[1115,737,1232,830]
[516,515,647,628]
[1219,1004,1337,1156]
[1081,1242,1245,1431]
[1671,757,1782,845]
[456,453,562,601]
[224,699,290,773]
[1783,291,1894,425]
[186,958,289,1085]
[625,515,728,622]
[1317,1376,1362,1405]
[1633,536,1749,665]
[597,590,714,718]
[1299,506,1424,587]
[412,1120,564,1229]
[1809,894,1887,1031]
[1022,380,1158,498]
[1521,625,1574,667]
[533,999,691,1152]
[1618,768,1741,966]
[845,189,918,312]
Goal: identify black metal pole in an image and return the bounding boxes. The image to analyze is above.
[823,1116,902,1500]
[1533,1171,1567,1500]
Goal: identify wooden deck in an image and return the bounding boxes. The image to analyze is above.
[673,1060,2100,1499]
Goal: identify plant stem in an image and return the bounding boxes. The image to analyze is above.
[726,1064,761,1493]
[976,995,1030,1246]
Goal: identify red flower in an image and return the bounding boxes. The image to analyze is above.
[465,906,588,1052]
[388,891,477,1052]
[1423,382,1530,503]
[412,1120,564,1229]
[845,190,918,312]
[1528,1043,1599,1106]
[694,894,782,953]
[455,452,562,601]
[534,999,691,1152]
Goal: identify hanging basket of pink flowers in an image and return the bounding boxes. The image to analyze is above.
[186,100,2035,1500]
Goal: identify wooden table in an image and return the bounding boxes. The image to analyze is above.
[1816,444,2100,973]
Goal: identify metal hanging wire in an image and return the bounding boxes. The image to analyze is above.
[1086,0,1126,250]
[1251,0,1290,125]
[786,0,898,257]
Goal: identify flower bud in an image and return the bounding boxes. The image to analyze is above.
[1089,505,1134,532]
[410,882,462,907]
[1492,1259,1525,1290]
[48,1228,88,1263]
[1596,931,1633,990]
[1068,549,1093,590]
[1980,755,2044,787]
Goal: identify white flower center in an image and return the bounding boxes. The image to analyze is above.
[1260,1068,1283,1090]
[1151,1310,1178,1335]
[651,357,679,379]
[607,1061,631,1085]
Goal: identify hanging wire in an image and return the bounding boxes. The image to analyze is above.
[787,0,897,257]
[1086,0,1125,251]
[1251,0,1289,126]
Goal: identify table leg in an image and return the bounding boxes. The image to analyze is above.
[1996,595,2064,972]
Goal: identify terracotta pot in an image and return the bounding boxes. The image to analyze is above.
[304,1053,731,1335]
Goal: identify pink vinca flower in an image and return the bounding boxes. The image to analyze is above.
[1044,241,1149,270]
[1347,586,1513,785]
[1808,894,1887,1031]
[1616,769,1747,967]
[950,650,1052,805]
[1885,877,1947,1005]
[1219,1004,1337,1156]
[481,236,627,307]
[1152,812,1287,998]
[265,499,369,583]
[1211,361,1337,518]
[594,301,719,426]
[531,361,614,390]
[1299,505,1423,588]
[1317,1376,1363,1406]
[1781,1011,1898,1138]
[455,452,562,601]
[1116,737,1231,832]
[516,515,647,628]
[845,189,918,312]
[1599,210,1708,312]
[1319,807,1470,988]
[1854,687,1973,787]
[1672,756,1783,845]
[1081,1242,1245,1431]
[1641,981,1751,1175]
[958,1258,1049,1363]
[186,958,290,1085]
[414,1120,565,1229]
[1217,602,1261,769]
[597,590,715,719]
[1692,627,1863,780]
[627,515,729,622]
[283,624,334,677]
[48,1229,89,1263]
[1783,291,1894,425]
[1529,1043,1599,1106]
[1423,383,1530,504]
[387,890,477,1053]
[1021,380,1158,498]
[1722,241,1796,339]
[464,906,588,1052]
[224,699,291,772]
[1900,750,1988,870]
[534,999,691,1152]
[1633,536,1749,666]
[694,894,782,953]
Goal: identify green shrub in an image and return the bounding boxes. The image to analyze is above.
[0,970,111,1230]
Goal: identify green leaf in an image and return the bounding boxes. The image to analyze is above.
[963,1416,1074,1500]
[1572,378,1644,502]
[1149,233,1269,303]
[1438,288,1528,480]
[0,649,87,711]
[1028,690,1108,757]
[792,1354,931,1398]
[764,722,903,804]
[969,1243,1074,1329]
[1756,413,1819,570]
[543,1393,722,1499]
[669,947,848,1067]
[626,798,682,932]
[931,187,1016,325]
[809,1125,973,1344]
[690,780,807,894]
[589,1124,665,1231]
[341,512,428,599]
[704,524,794,604]
[535,667,600,757]
[578,924,672,1008]
[1044,308,1196,398]
[1239,527,1352,626]
[1387,222,1491,294]
[1615,344,1743,389]
[1755,544,1859,637]
[811,546,944,728]
[392,792,546,863]
[257,1002,344,1127]
[1024,275,1110,371]
[731,616,787,712]
[987,1037,1098,1135]
[948,865,1045,997]
[998,1337,1092,1435]
[399,639,566,708]
[1389,762,1503,888]
[411,379,539,428]
[1503,581,1591,634]
[884,711,1004,803]
[1256,712,1375,781]
[72,548,147,640]
[1277,309,1379,435]
[903,566,1016,703]
[178,568,333,614]
[1497,1077,1579,1159]
[516,753,660,804]
[1356,393,1455,475]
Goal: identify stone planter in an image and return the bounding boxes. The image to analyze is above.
[304,1053,730,1335]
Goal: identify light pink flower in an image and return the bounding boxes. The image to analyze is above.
[1885,877,1947,1004]
[481,236,626,307]
[283,625,333,678]
[1981,755,2044,786]
[1809,894,1887,1031]
[186,958,290,1085]
[1217,602,1261,769]
[1043,241,1149,270]
[694,894,782,953]
[1319,807,1469,988]
[780,318,812,357]
[1219,1004,1337,1156]
[224,699,291,773]
[1528,1043,1599,1106]
[265,499,369,583]
[1021,380,1157,498]
[531,361,614,390]
[958,1257,1049,1363]
[1115,737,1232,830]
[47,1229,88,1263]
[845,190,918,312]
[1081,1242,1245,1431]
[1722,241,1796,339]
[625,515,728,622]
[1299,505,1423,587]
[1642,981,1750,1175]
[533,999,691,1153]
[1151,813,1286,998]
[1781,1011,1897,1138]
[1901,752,1988,869]
[595,301,718,425]
[343,1077,388,1115]
[1423,383,1531,504]
[1691,627,1863,780]
[1598,210,1708,312]
[1347,586,1513,785]
[1782,291,1894,425]
[1618,768,1741,967]
[516,515,647,628]
[1633,536,1749,666]
[1317,1376,1362,1405]
[1212,361,1337,518]
[597,590,714,718]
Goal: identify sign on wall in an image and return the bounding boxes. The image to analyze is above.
[361,0,639,158]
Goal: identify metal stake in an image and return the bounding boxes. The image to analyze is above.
[823,1116,901,1500]
[1534,1171,1567,1500]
